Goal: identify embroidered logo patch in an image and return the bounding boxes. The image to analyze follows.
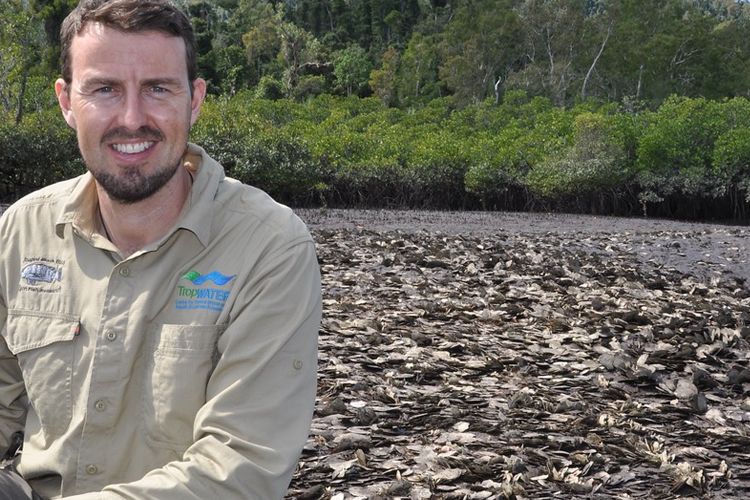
[21,263,63,286]
[175,270,235,312]
[182,270,236,286]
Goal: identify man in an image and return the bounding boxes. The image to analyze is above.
[0,0,321,498]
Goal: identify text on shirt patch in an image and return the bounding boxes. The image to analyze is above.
[175,270,236,312]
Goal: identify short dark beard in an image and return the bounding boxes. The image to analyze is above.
[92,160,180,204]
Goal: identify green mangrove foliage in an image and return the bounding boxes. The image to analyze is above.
[0,109,82,201]
[5,92,748,220]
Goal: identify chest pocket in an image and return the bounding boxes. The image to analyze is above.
[145,324,224,449]
[4,309,79,440]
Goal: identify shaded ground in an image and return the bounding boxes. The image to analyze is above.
[289,209,750,499]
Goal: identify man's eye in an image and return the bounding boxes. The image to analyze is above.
[95,86,113,93]
[151,86,168,94]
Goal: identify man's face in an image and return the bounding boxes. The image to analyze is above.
[55,24,206,204]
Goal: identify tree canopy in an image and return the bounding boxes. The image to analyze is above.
[3,0,749,112]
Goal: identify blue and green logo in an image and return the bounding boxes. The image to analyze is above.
[176,270,236,312]
[182,270,236,286]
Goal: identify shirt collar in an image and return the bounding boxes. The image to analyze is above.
[55,143,224,249]
[55,171,100,242]
[178,143,224,248]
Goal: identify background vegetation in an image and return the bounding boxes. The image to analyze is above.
[2,0,750,220]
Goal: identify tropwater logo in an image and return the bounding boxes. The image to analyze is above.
[182,270,235,286]
[175,270,236,312]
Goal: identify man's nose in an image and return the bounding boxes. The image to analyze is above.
[119,92,148,130]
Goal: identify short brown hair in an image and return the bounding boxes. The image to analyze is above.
[60,0,197,85]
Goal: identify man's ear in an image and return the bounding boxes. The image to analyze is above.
[189,78,207,126]
[55,78,77,130]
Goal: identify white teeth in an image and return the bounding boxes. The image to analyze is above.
[112,142,153,154]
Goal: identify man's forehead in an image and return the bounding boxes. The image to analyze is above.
[74,22,184,46]
[68,23,189,78]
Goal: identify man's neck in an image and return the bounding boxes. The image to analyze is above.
[98,166,192,258]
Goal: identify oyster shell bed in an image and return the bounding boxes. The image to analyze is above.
[289,209,750,500]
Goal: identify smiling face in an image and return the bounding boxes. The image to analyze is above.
[55,23,206,204]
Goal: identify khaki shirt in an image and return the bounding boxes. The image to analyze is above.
[0,144,321,499]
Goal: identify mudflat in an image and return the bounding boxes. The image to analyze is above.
[298,208,750,284]
[290,208,750,499]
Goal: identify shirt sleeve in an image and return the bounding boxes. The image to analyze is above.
[0,208,29,453]
[0,291,28,454]
[65,238,321,500]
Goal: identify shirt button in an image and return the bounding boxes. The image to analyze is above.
[106,331,117,342]
[118,267,130,277]
[86,464,98,475]
[94,400,107,412]
[293,359,304,370]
